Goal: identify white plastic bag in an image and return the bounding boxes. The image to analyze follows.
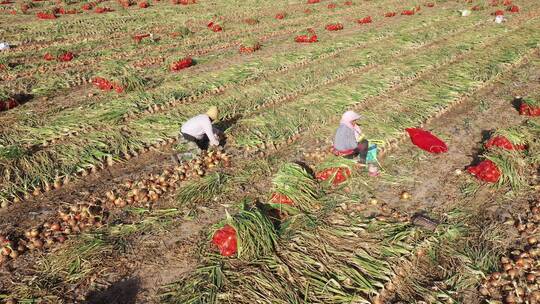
[460,10,471,17]
[0,42,10,51]
[495,15,505,23]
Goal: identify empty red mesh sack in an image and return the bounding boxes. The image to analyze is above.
[405,128,448,153]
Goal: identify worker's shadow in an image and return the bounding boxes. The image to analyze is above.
[214,115,239,133]
[85,277,140,304]
[14,93,33,106]
[511,96,523,112]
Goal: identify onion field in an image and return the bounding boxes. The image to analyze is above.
[1,0,539,303]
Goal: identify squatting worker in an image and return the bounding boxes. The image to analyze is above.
[332,110,368,162]
[172,106,222,163]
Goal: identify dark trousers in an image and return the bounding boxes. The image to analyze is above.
[343,139,369,162]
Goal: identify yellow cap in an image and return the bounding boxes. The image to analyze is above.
[206,106,219,121]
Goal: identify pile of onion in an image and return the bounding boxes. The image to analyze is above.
[0,150,230,265]
[0,202,106,264]
[480,200,540,303]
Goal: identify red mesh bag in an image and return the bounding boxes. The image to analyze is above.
[467,160,501,183]
[485,136,526,151]
[519,104,540,116]
[58,52,74,62]
[133,33,151,43]
[405,128,448,153]
[316,167,351,185]
[357,16,372,24]
[36,12,56,19]
[325,23,343,31]
[0,99,19,112]
[44,53,55,61]
[212,224,237,257]
[295,35,317,43]
[508,5,519,12]
[270,193,294,205]
[170,57,193,71]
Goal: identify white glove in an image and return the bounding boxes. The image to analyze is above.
[209,135,220,146]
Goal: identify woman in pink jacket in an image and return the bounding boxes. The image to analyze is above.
[332,111,368,161]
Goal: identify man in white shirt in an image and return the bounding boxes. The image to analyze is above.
[172,106,222,163]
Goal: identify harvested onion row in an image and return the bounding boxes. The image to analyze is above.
[0,150,230,265]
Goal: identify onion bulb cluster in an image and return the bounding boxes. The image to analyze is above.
[0,202,106,265]
[304,148,327,162]
[481,200,540,303]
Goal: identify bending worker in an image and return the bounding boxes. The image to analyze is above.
[172,106,222,163]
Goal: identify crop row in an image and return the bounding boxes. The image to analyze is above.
[1,0,377,65]
[1,0,406,94]
[1,3,477,147]
[0,5,492,206]
[227,15,540,149]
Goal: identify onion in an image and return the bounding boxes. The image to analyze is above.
[33,239,43,249]
[8,250,18,259]
[519,252,529,258]
[105,191,116,201]
[526,273,536,283]
[528,236,537,245]
[114,198,126,208]
[505,294,516,303]
[30,229,39,238]
[507,268,518,278]
[2,247,12,256]
[51,223,61,231]
[45,237,54,246]
[54,179,62,189]
[479,286,489,296]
